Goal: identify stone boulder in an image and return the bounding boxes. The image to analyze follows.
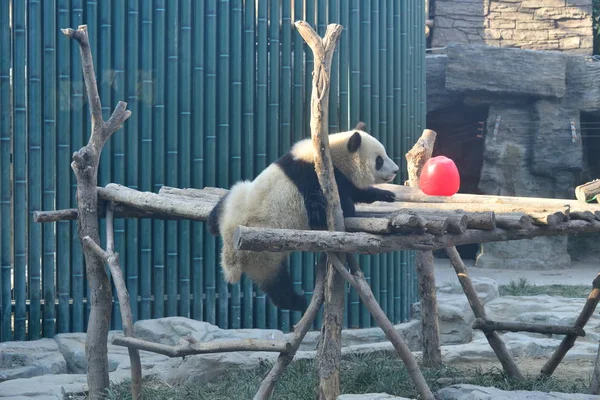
[437,384,600,399]
[476,237,571,270]
[0,339,66,382]
[133,316,284,346]
[0,374,87,399]
[413,278,499,345]
[445,43,567,98]
[563,55,600,112]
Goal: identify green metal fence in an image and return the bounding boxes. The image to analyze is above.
[0,0,425,341]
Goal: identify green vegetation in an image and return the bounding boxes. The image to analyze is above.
[499,278,591,298]
[87,353,589,400]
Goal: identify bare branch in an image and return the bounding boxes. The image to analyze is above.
[113,336,292,357]
[104,101,132,136]
[254,254,326,400]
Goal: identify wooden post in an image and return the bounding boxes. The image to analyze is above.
[541,273,600,377]
[446,247,524,379]
[293,21,345,400]
[61,25,132,399]
[405,129,442,368]
[82,202,142,400]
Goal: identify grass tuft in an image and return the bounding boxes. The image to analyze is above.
[499,278,591,298]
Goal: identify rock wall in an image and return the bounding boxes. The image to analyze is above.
[431,0,593,54]
[427,43,600,269]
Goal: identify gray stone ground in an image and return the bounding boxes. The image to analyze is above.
[2,262,600,399]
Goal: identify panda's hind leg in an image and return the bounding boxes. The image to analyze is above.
[249,256,307,312]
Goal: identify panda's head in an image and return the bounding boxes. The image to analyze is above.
[330,122,399,189]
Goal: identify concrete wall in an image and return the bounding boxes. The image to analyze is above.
[431,0,593,54]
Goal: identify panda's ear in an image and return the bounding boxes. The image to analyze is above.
[348,131,362,153]
[355,121,367,132]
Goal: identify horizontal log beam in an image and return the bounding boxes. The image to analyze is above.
[376,183,600,209]
[112,336,292,357]
[233,220,600,254]
[472,318,585,337]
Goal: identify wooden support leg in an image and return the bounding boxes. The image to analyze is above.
[416,250,442,368]
[254,254,327,400]
[446,247,524,380]
[330,254,435,400]
[541,273,600,377]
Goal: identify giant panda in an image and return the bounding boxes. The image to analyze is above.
[207,122,399,311]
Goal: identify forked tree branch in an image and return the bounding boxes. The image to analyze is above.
[62,24,132,400]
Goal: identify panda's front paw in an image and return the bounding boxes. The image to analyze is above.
[380,190,396,202]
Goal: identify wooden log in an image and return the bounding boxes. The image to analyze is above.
[530,211,568,227]
[462,211,496,230]
[330,255,434,400]
[405,128,442,369]
[389,211,428,234]
[374,183,600,210]
[423,218,450,235]
[344,218,391,234]
[233,220,600,254]
[158,186,225,201]
[97,184,214,220]
[495,213,534,230]
[406,129,437,190]
[254,254,326,400]
[446,247,524,379]
[112,336,292,357]
[61,24,132,400]
[472,318,585,337]
[575,180,600,203]
[591,341,600,394]
[294,20,345,400]
[82,203,142,400]
[541,274,600,377]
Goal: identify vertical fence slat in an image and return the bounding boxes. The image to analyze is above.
[204,0,218,326]
[291,0,305,329]
[179,0,192,319]
[217,0,231,328]
[267,0,280,330]
[152,0,166,319]
[230,0,243,329]
[13,0,28,341]
[0,0,12,342]
[191,0,205,322]
[111,0,127,330]
[254,0,268,329]
[359,0,372,328]
[69,1,85,333]
[139,0,154,321]
[165,0,179,319]
[126,0,140,323]
[241,0,256,329]
[28,0,44,341]
[348,0,360,329]
[280,0,294,330]
[42,0,57,338]
[56,0,71,335]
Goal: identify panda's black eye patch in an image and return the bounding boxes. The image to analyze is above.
[376,156,383,170]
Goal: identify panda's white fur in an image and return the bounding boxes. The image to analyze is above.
[208,122,399,311]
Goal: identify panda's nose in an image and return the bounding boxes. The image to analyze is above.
[392,166,399,173]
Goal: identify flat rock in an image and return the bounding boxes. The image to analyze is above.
[445,43,567,98]
[337,394,414,400]
[0,373,87,399]
[0,338,66,382]
[150,350,278,384]
[133,317,284,346]
[476,237,571,270]
[437,384,600,399]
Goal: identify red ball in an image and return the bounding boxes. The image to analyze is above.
[419,156,460,196]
